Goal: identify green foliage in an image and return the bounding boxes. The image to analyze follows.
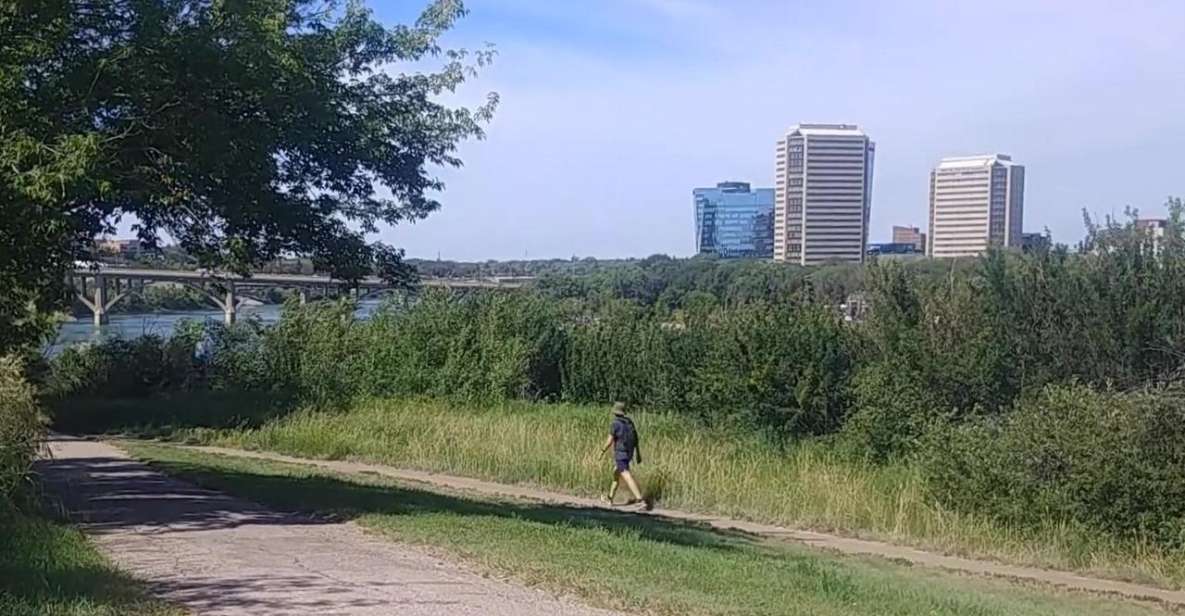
[561,301,691,409]
[0,0,495,354]
[46,333,200,401]
[842,362,941,460]
[100,285,209,314]
[689,303,855,439]
[44,198,1185,556]
[924,383,1185,547]
[845,199,1185,459]
[0,511,182,616]
[0,356,41,510]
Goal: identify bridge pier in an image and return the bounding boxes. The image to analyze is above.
[73,274,111,326]
[222,283,237,325]
[92,275,109,326]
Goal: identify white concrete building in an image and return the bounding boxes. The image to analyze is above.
[928,154,1024,258]
[774,124,875,265]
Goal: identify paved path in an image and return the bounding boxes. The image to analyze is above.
[38,436,618,616]
[182,444,1185,607]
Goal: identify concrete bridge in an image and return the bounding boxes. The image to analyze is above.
[69,267,532,326]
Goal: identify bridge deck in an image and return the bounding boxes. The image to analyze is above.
[70,267,529,289]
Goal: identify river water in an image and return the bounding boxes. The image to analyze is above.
[51,300,385,354]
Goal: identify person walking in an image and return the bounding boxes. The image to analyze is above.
[601,401,648,510]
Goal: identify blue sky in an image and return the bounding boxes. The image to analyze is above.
[366,0,1185,260]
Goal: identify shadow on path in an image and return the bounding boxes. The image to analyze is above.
[127,440,754,555]
[36,435,619,616]
[37,439,326,535]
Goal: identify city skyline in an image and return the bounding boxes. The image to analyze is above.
[110,1,1183,261]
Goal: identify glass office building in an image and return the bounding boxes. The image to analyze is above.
[694,182,775,259]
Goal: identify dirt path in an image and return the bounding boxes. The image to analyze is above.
[177,443,1185,607]
[38,436,619,616]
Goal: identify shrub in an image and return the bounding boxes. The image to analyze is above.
[46,332,200,401]
[0,357,41,510]
[255,300,358,404]
[561,301,692,409]
[923,383,1185,546]
[688,303,855,440]
[840,361,943,460]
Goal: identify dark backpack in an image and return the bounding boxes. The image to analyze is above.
[615,416,638,452]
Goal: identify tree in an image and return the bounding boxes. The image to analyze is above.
[0,0,496,353]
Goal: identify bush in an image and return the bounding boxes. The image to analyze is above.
[923,383,1185,546]
[0,356,41,510]
[46,331,200,401]
[355,291,567,402]
[561,300,693,409]
[841,362,943,460]
[688,303,855,440]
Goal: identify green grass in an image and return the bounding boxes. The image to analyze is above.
[145,396,1185,589]
[61,394,1185,589]
[122,440,1170,616]
[0,510,182,616]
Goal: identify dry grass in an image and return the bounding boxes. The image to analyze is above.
[169,397,1185,589]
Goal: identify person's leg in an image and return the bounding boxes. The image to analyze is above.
[618,470,643,503]
[606,470,621,503]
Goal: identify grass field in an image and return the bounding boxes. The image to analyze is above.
[66,394,1185,589]
[0,511,181,616]
[122,440,1170,616]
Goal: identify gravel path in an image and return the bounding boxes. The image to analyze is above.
[38,436,619,616]
[182,443,1185,607]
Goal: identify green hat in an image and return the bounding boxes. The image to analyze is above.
[612,401,627,415]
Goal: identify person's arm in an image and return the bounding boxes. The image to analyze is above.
[601,433,614,455]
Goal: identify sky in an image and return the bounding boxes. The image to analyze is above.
[110,0,1183,261]
[362,0,1184,261]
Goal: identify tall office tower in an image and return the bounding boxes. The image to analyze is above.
[928,154,1024,258]
[774,124,875,265]
[891,225,926,252]
[693,182,775,258]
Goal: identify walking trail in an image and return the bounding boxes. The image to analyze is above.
[38,436,619,616]
[177,443,1185,607]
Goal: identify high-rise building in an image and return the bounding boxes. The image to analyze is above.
[928,154,1024,258]
[891,225,926,252]
[694,181,775,259]
[774,124,875,265]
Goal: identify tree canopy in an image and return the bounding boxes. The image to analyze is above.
[0,0,496,352]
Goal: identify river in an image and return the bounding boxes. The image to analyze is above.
[51,300,385,354]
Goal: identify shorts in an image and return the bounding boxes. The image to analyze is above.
[614,457,631,473]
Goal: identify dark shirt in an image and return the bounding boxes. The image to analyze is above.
[610,415,638,460]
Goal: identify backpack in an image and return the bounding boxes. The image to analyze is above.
[615,416,638,452]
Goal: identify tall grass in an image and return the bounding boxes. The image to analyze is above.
[0,511,181,616]
[181,397,1185,588]
[0,356,41,510]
